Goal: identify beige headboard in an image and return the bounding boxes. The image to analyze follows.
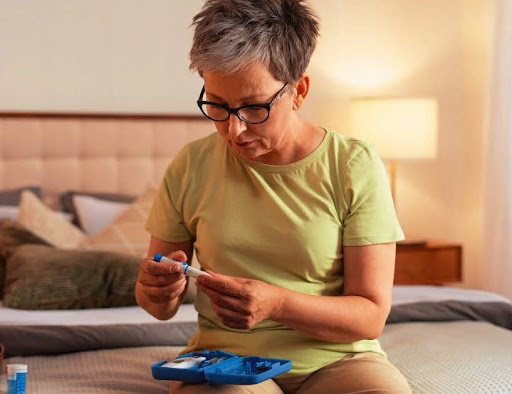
[0,114,212,207]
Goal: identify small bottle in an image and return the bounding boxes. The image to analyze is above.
[7,364,27,394]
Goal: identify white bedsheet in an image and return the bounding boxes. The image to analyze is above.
[392,285,510,305]
[1,286,508,327]
[0,302,197,326]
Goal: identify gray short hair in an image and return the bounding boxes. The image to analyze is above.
[189,0,320,84]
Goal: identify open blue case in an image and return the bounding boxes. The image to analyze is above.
[151,350,292,385]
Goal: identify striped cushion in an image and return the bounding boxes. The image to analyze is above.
[3,244,140,310]
[18,190,86,248]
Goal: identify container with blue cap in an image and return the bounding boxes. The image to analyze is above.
[7,364,27,394]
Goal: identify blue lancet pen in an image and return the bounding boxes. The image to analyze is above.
[153,254,212,279]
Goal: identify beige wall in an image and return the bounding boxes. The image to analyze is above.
[1,0,494,290]
[0,0,205,114]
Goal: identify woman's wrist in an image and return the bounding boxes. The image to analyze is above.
[267,284,286,321]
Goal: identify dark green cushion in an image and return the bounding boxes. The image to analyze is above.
[0,219,51,298]
[3,244,141,310]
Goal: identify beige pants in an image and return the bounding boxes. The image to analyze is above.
[170,353,412,394]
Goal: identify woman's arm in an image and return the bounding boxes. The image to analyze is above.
[274,242,395,342]
[196,242,395,343]
[135,235,194,321]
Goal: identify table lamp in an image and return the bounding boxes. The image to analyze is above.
[349,98,438,204]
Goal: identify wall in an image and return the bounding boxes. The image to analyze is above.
[0,0,494,290]
[0,0,204,114]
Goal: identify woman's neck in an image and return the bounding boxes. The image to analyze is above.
[261,119,326,165]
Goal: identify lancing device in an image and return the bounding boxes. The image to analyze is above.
[153,254,212,279]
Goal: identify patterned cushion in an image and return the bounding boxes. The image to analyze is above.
[17,190,86,249]
[80,187,156,257]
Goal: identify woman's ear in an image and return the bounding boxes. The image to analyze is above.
[292,73,310,110]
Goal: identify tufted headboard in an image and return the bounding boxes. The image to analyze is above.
[0,114,212,208]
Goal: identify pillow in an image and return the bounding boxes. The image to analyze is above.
[18,190,86,249]
[80,187,156,257]
[0,220,51,298]
[60,191,135,229]
[0,206,19,221]
[72,195,130,235]
[3,244,141,310]
[0,186,42,220]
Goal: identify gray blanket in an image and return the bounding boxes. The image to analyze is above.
[387,300,512,329]
[0,321,197,357]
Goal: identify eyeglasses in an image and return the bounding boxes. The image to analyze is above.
[197,83,288,124]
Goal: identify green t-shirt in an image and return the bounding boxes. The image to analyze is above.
[145,130,404,376]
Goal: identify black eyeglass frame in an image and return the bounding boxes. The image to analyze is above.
[197,83,289,124]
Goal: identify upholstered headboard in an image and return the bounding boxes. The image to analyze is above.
[0,114,212,208]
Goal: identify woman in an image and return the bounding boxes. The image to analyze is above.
[136,0,412,393]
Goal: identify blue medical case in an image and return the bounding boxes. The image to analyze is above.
[151,350,292,385]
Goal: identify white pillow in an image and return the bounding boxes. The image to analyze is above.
[0,206,19,221]
[72,195,130,235]
[79,187,156,257]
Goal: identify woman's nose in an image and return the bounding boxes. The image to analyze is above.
[227,113,247,139]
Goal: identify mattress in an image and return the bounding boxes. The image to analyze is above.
[2,323,512,394]
[0,346,181,394]
[382,321,512,394]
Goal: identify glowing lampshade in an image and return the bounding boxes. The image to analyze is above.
[349,98,438,204]
[349,98,438,160]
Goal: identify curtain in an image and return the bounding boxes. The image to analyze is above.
[482,0,512,299]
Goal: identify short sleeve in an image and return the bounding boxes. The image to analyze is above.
[342,142,404,246]
[144,147,193,243]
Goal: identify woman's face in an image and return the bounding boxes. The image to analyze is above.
[202,63,296,163]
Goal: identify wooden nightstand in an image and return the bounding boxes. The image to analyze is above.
[394,241,462,285]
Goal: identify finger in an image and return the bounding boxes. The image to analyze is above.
[141,258,183,276]
[142,277,187,300]
[200,285,244,313]
[143,278,186,299]
[212,301,246,321]
[219,316,251,330]
[167,250,188,263]
[145,282,186,304]
[138,271,185,286]
[196,273,245,298]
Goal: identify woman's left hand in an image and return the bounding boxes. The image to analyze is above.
[196,271,284,330]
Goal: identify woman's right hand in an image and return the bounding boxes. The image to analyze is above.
[136,250,188,304]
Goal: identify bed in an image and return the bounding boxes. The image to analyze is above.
[1,114,512,394]
[1,287,511,394]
